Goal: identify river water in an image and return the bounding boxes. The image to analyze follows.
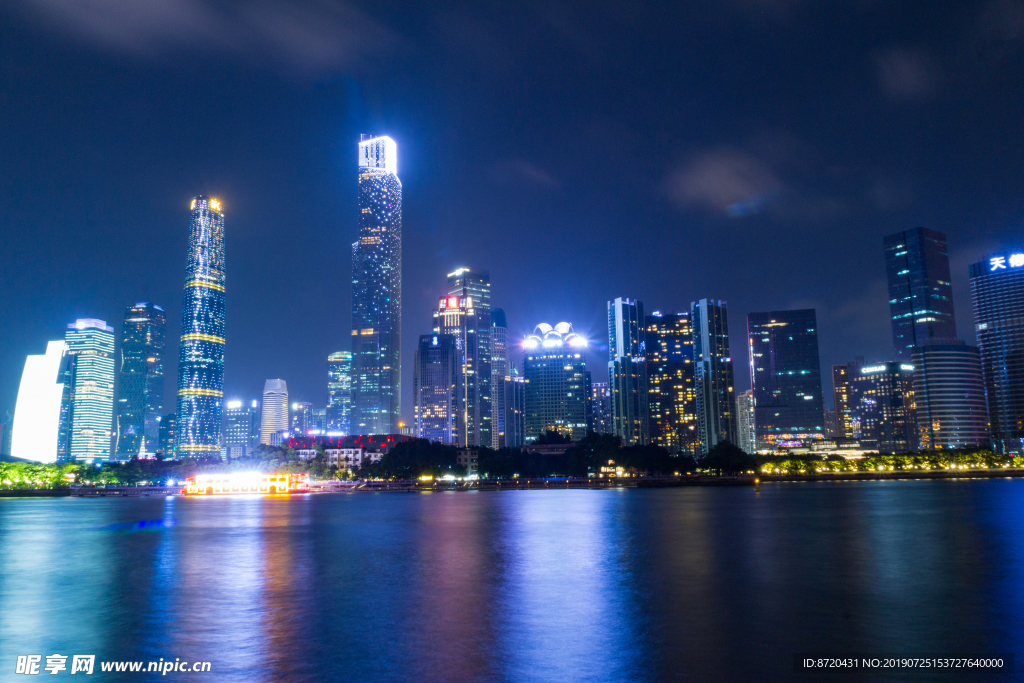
[1,480,1022,681]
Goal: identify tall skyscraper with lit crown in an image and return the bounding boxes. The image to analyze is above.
[176,196,226,455]
[351,135,402,435]
[59,319,115,462]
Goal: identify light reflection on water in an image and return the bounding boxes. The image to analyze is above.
[1,481,1022,682]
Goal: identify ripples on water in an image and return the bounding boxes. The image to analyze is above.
[1,481,1023,682]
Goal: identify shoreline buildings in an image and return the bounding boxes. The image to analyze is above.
[176,196,226,456]
[645,310,698,454]
[11,341,67,463]
[884,227,957,361]
[58,319,115,463]
[260,379,289,446]
[523,323,590,442]
[970,250,1024,454]
[413,334,461,444]
[692,299,737,454]
[115,303,166,457]
[747,309,825,450]
[912,341,989,450]
[608,298,648,445]
[351,135,402,436]
[327,351,352,434]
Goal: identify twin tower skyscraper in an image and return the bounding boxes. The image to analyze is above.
[175,136,402,455]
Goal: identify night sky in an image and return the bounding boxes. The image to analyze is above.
[2,1,1023,423]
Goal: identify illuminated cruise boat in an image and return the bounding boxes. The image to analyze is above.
[184,472,310,496]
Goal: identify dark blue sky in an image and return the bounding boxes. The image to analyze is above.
[1,0,1023,421]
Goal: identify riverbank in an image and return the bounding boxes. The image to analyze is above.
[761,467,1024,483]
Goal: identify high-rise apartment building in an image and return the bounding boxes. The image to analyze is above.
[590,381,611,435]
[260,379,289,445]
[746,309,825,449]
[970,250,1024,454]
[645,311,698,454]
[911,341,990,450]
[225,399,259,459]
[831,357,863,440]
[523,323,590,442]
[351,135,402,436]
[115,303,166,456]
[12,340,67,462]
[490,308,509,449]
[57,319,115,463]
[176,196,226,456]
[884,227,957,361]
[158,414,176,457]
[446,268,492,447]
[691,299,737,454]
[509,371,526,448]
[327,351,352,434]
[850,362,917,453]
[414,334,461,444]
[736,389,755,454]
[292,402,313,435]
[432,285,491,447]
[608,298,648,445]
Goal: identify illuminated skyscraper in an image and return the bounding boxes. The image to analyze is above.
[448,267,492,447]
[12,340,67,462]
[645,311,698,454]
[115,303,166,456]
[850,362,917,453]
[608,298,648,445]
[225,399,259,459]
[432,285,490,447]
[912,341,990,450]
[746,309,825,449]
[691,299,737,454]
[327,351,352,434]
[970,250,1024,454]
[523,323,590,442]
[176,196,226,455]
[736,390,755,453]
[58,319,116,463]
[490,308,510,449]
[590,381,611,435]
[158,413,176,457]
[414,334,461,444]
[884,227,957,361]
[292,402,313,435]
[260,379,288,445]
[351,135,402,436]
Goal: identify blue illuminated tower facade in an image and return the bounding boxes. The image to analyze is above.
[115,302,166,456]
[176,196,226,456]
[884,227,957,361]
[351,135,402,435]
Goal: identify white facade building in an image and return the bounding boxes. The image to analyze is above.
[12,341,67,463]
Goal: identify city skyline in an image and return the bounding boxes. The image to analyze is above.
[3,3,1022,432]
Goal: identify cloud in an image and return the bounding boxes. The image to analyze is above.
[874,47,942,100]
[491,159,561,189]
[663,149,783,213]
[10,0,396,71]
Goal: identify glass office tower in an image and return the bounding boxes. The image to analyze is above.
[608,298,648,445]
[691,299,737,454]
[850,362,917,453]
[351,135,402,436]
[433,288,491,447]
[176,196,226,456]
[523,323,590,442]
[327,351,353,434]
[884,227,957,361]
[414,334,461,444]
[115,302,166,456]
[645,311,698,454]
[447,268,492,447]
[970,250,1024,454]
[59,319,116,463]
[746,309,825,449]
[225,399,259,459]
[260,379,289,445]
[490,308,512,449]
[911,341,990,450]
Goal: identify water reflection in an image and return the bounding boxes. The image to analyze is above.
[1,481,1023,682]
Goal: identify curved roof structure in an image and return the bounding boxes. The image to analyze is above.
[523,322,587,350]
